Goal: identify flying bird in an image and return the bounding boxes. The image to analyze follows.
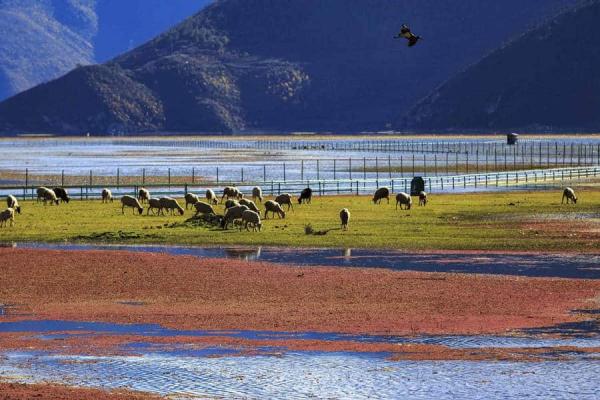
[394,24,421,47]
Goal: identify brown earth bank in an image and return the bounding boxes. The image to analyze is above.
[0,382,161,400]
[0,248,599,336]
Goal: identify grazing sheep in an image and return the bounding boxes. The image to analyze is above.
[252,187,263,203]
[194,201,216,216]
[221,186,243,203]
[419,191,428,206]
[138,188,150,204]
[52,187,70,203]
[372,187,390,204]
[275,193,294,210]
[121,195,143,215]
[395,192,412,210]
[221,205,249,229]
[147,198,162,215]
[298,188,313,205]
[239,198,260,213]
[206,189,218,205]
[101,189,113,203]
[184,193,200,209]
[6,195,21,214]
[0,208,14,228]
[37,187,60,205]
[241,210,262,232]
[159,197,185,216]
[340,208,350,231]
[562,187,577,204]
[224,199,240,209]
[264,200,286,219]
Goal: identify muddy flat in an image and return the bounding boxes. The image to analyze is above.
[1,248,598,335]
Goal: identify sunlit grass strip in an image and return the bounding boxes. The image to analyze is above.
[1,188,599,252]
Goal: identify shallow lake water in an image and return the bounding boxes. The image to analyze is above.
[1,319,600,399]
[12,242,600,279]
[1,350,600,399]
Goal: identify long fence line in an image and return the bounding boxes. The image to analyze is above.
[7,148,600,188]
[7,137,600,157]
[4,166,599,201]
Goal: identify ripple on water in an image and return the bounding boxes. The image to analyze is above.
[1,352,600,399]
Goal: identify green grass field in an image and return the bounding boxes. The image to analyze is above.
[1,189,599,251]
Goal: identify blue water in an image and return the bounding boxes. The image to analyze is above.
[1,320,599,349]
[11,242,600,279]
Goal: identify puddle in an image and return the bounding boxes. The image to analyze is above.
[1,320,599,349]
[10,242,600,279]
[1,319,600,398]
[2,351,600,399]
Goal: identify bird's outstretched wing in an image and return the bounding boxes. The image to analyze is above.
[394,24,412,39]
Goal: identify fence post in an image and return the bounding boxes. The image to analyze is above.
[142,168,146,185]
[89,170,93,186]
[216,167,219,184]
[241,168,244,182]
[301,160,304,181]
[263,165,267,182]
[192,167,195,184]
[168,168,171,187]
[333,159,337,180]
[61,170,65,187]
[388,155,392,179]
[117,168,120,188]
[349,158,352,180]
[25,168,28,189]
[376,157,379,180]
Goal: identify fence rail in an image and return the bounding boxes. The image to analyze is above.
[3,166,599,201]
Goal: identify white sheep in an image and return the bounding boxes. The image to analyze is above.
[37,187,60,205]
[340,208,350,231]
[224,199,240,209]
[419,191,428,206]
[395,192,412,210]
[252,186,263,203]
[121,195,144,215]
[101,188,113,203]
[206,189,218,205]
[147,198,162,215]
[221,205,249,229]
[264,200,286,219]
[562,187,577,204]
[372,187,390,204]
[241,210,262,232]
[185,193,200,209]
[275,193,294,211]
[0,208,14,228]
[221,186,243,203]
[239,198,260,213]
[6,195,21,214]
[194,201,216,216]
[159,197,185,216]
[138,188,150,204]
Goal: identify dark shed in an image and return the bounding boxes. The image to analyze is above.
[507,133,519,145]
[410,177,425,196]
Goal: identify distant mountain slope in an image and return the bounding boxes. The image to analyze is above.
[402,0,600,132]
[0,0,96,100]
[0,0,209,100]
[0,0,575,134]
[94,0,209,62]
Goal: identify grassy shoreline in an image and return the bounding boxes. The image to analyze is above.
[1,189,599,252]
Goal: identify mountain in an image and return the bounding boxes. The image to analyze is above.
[0,0,575,135]
[94,0,210,62]
[0,0,96,101]
[402,0,600,132]
[0,0,209,101]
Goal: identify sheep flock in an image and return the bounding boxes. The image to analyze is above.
[0,185,582,234]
